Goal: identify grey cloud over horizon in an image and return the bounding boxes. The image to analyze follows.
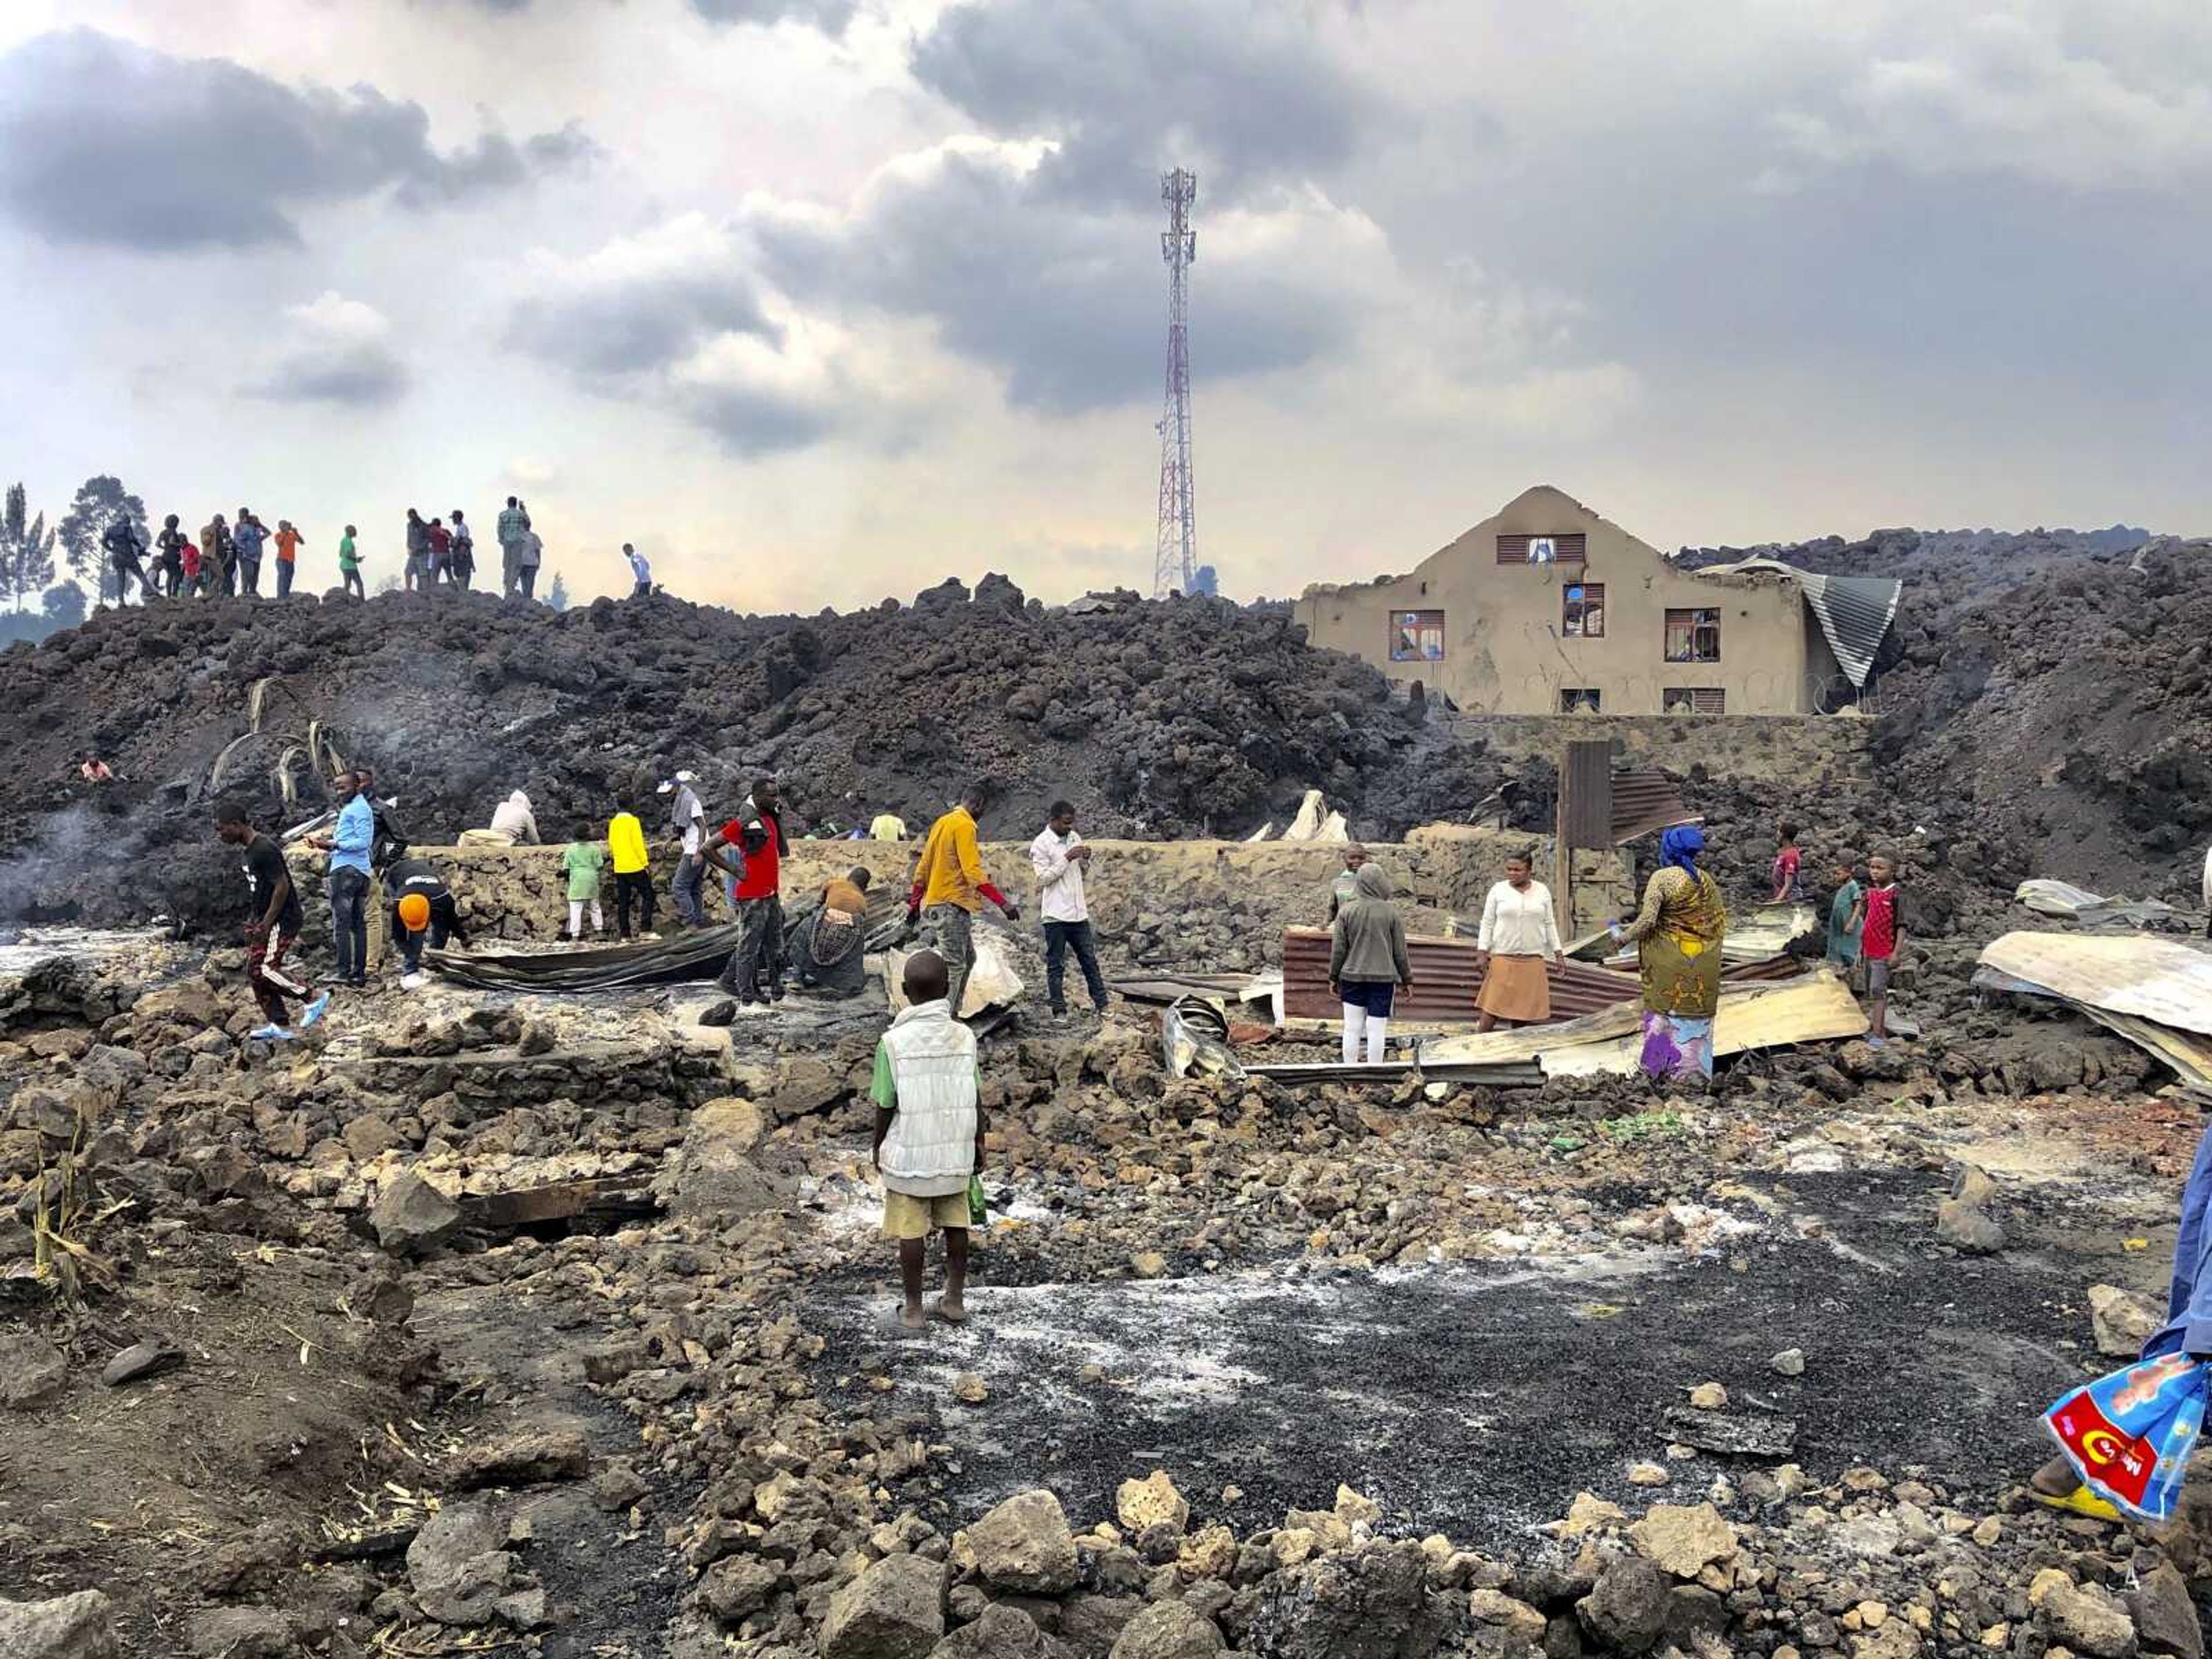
[0,28,596,251]
[910,0,1383,210]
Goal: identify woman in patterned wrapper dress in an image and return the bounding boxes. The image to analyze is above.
[1612,824,1728,1080]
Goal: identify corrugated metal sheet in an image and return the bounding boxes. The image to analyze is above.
[1609,771,1698,844]
[1978,933,2212,1037]
[1694,558,1902,690]
[1562,741,1613,849]
[1281,927,1639,1023]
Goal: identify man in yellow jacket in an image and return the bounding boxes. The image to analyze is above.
[907,782,1020,1017]
[608,806,656,940]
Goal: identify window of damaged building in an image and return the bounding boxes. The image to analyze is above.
[1390,609,1445,662]
[1662,687,1726,714]
[1497,532,1587,565]
[1562,582,1605,638]
[1558,687,1602,713]
[1664,607,1721,663]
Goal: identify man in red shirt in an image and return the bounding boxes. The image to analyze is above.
[1849,850,1903,1048]
[703,777,790,1005]
[426,517,454,588]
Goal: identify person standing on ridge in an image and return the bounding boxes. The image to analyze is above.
[338,525,363,599]
[273,518,304,597]
[154,513,188,597]
[907,781,1020,1019]
[232,508,268,596]
[403,509,429,593]
[102,516,152,605]
[199,512,231,597]
[517,523,543,600]
[624,543,652,597]
[496,495,528,597]
[449,509,475,591]
[426,515,453,588]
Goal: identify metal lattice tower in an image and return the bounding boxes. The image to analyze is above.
[1153,168,1198,599]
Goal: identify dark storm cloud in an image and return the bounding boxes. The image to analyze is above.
[0,29,595,251]
[753,148,1358,413]
[909,0,1380,208]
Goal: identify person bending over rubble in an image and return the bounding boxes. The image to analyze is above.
[215,803,326,1039]
[1612,825,1728,1081]
[908,782,1021,1019]
[703,778,790,1005]
[872,949,984,1332]
[460,790,539,847]
[382,850,469,988]
[1330,863,1413,1063]
[786,866,873,998]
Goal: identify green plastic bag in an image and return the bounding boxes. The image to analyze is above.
[967,1175,989,1228]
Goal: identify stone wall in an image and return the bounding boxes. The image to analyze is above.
[291,829,1568,963]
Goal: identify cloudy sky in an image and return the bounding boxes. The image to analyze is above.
[2,1,2206,609]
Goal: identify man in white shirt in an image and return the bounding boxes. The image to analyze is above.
[624,542,652,598]
[661,771,707,928]
[1030,800,1110,1018]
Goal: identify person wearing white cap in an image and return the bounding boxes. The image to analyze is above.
[661,770,709,929]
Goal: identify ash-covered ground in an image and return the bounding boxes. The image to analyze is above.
[2,889,2209,1658]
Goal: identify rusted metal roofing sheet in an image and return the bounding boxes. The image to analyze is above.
[1561,741,1612,850]
[1610,772,1699,844]
[1282,927,1640,1024]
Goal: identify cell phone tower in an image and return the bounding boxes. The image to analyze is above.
[1153,168,1198,599]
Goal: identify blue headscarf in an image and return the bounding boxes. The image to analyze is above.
[1660,824,1705,874]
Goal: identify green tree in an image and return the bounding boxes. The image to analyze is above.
[0,483,58,613]
[41,581,86,628]
[545,571,570,611]
[55,475,147,602]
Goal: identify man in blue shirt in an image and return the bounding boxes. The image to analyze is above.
[313,770,377,987]
[232,509,268,597]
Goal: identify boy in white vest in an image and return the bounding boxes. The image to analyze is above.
[871,950,984,1331]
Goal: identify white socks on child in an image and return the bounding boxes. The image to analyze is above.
[1340,1008,1390,1065]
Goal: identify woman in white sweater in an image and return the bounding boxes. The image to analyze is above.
[1474,850,1565,1031]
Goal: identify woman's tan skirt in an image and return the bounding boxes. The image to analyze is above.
[1476,952,1551,1022]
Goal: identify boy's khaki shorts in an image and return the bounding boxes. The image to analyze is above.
[882,1191,971,1241]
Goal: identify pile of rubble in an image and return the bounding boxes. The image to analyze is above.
[0,577,1513,930]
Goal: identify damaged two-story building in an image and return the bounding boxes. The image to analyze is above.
[1294,484,1900,716]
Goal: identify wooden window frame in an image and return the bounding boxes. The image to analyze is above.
[1663,687,1726,714]
[1562,581,1605,639]
[1664,607,1722,664]
[1389,609,1446,663]
[1496,532,1588,565]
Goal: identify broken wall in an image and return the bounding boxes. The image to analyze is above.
[1452,713,1872,784]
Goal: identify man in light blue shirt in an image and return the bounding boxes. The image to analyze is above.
[316,770,377,987]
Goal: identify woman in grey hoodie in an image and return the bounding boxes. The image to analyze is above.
[1328,863,1412,1065]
